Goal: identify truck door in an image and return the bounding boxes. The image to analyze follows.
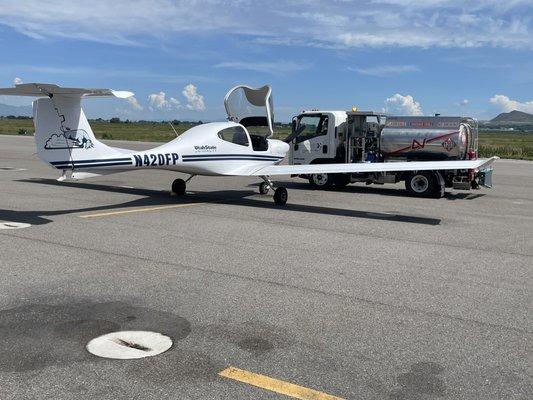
[290,114,332,165]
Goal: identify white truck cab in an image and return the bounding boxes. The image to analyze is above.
[288,111,347,165]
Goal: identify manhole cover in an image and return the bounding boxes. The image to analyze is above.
[86,331,172,359]
[0,222,31,230]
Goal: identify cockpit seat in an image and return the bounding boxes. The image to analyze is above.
[250,134,269,151]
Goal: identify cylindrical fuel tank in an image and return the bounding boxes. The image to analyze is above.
[381,116,475,160]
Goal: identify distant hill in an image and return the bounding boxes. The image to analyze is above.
[491,110,533,123]
[0,103,32,117]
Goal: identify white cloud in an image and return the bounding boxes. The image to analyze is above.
[0,1,530,49]
[454,99,469,106]
[126,96,143,111]
[384,94,423,116]
[13,77,23,85]
[147,91,180,111]
[489,94,533,113]
[215,60,310,74]
[182,84,205,112]
[138,86,205,115]
[349,65,419,77]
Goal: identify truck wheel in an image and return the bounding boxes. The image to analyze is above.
[309,173,334,189]
[405,171,443,198]
[333,174,351,188]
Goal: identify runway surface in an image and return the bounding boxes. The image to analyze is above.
[0,134,531,399]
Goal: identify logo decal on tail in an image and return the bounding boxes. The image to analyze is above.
[44,129,94,150]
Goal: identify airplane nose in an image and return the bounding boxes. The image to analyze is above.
[271,140,290,154]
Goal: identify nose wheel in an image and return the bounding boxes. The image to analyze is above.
[273,187,288,206]
[259,181,270,195]
[260,176,288,206]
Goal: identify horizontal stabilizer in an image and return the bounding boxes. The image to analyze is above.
[249,157,499,176]
[0,83,133,98]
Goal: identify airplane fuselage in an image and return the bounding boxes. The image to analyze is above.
[52,122,290,177]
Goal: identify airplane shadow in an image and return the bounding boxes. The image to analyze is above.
[6,178,441,226]
[1,181,180,226]
[252,180,486,201]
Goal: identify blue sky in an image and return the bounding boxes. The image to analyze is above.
[0,0,532,121]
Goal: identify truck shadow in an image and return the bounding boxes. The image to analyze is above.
[5,178,440,226]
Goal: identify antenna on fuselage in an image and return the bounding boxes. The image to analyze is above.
[168,121,179,137]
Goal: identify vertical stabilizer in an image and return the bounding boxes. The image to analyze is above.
[33,97,132,170]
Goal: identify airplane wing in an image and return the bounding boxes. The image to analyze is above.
[248,157,498,176]
[0,83,133,98]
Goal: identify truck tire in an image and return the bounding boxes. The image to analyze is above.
[333,174,351,188]
[405,171,444,198]
[309,173,334,189]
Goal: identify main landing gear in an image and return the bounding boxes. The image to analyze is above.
[171,175,288,206]
[259,176,288,206]
[171,175,195,196]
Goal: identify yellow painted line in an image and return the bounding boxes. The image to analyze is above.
[79,202,205,218]
[219,367,345,400]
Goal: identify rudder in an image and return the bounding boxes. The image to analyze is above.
[33,96,129,170]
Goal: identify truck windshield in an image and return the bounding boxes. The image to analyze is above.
[296,115,326,143]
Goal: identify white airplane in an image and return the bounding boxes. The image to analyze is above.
[0,83,498,205]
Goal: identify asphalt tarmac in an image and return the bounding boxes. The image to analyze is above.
[0,134,531,399]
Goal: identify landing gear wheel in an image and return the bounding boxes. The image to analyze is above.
[171,178,186,195]
[333,174,351,189]
[259,181,270,195]
[309,173,334,190]
[273,187,288,206]
[405,171,443,198]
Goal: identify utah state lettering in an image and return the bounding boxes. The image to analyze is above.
[133,153,179,167]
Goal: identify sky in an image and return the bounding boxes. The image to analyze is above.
[0,0,532,122]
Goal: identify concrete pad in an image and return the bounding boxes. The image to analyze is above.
[0,134,531,399]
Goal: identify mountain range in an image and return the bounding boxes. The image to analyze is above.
[490,110,533,123]
[0,103,32,117]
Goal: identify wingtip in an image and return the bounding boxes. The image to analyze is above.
[111,90,134,98]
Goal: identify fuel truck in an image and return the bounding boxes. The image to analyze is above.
[286,110,494,197]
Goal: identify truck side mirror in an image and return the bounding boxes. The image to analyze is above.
[291,118,297,133]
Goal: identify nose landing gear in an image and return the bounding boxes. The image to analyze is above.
[273,187,288,205]
[259,176,288,206]
[259,181,270,195]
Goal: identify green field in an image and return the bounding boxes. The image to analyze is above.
[476,131,533,160]
[1,118,531,160]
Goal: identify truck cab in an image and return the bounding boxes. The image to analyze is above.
[289,111,347,165]
[288,110,387,189]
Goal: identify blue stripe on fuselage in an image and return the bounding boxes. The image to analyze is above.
[51,161,133,169]
[182,153,283,159]
[50,157,131,165]
[182,157,283,162]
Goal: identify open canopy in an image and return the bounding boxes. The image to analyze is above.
[224,85,274,136]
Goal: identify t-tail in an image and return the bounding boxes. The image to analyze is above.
[0,83,135,180]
